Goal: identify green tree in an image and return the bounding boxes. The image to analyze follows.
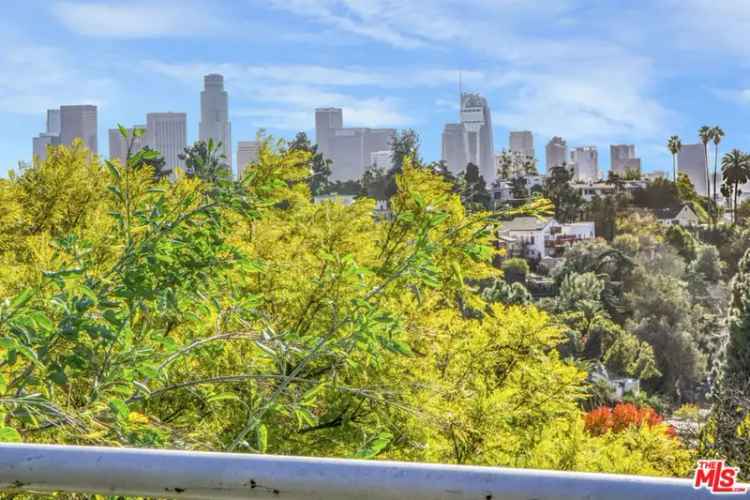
[667,135,682,182]
[502,257,530,284]
[543,165,583,222]
[705,248,750,478]
[460,163,491,210]
[712,126,725,206]
[288,131,332,196]
[179,138,231,183]
[721,149,750,225]
[699,125,713,200]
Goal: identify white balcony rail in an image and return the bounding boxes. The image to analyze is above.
[0,443,720,499]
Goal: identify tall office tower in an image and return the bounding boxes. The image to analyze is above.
[146,112,187,175]
[460,92,495,183]
[509,131,534,158]
[315,107,343,159]
[545,136,567,171]
[60,105,98,153]
[610,144,640,176]
[237,140,261,178]
[199,74,232,171]
[32,108,64,161]
[570,146,599,182]
[109,125,146,165]
[328,127,395,181]
[46,109,61,135]
[32,134,59,161]
[678,143,708,196]
[441,123,468,175]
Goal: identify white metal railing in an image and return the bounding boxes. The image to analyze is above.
[0,443,721,499]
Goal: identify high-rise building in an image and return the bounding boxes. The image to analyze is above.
[314,108,395,181]
[60,105,98,153]
[237,140,261,178]
[32,134,59,161]
[46,109,61,135]
[32,106,94,161]
[460,92,495,183]
[441,123,467,175]
[370,150,393,170]
[199,74,232,172]
[509,131,534,158]
[545,137,567,171]
[109,125,146,165]
[146,112,187,175]
[315,108,343,160]
[610,144,641,176]
[570,146,599,182]
[678,143,708,196]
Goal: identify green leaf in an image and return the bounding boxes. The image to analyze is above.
[0,427,21,443]
[30,311,54,333]
[49,370,68,386]
[355,432,392,459]
[10,289,34,311]
[109,399,129,422]
[256,424,268,453]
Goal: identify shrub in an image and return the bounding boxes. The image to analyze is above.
[501,257,530,284]
[585,403,674,437]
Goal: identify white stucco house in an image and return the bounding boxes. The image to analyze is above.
[498,216,596,260]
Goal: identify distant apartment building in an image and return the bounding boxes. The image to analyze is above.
[33,106,96,161]
[441,92,495,182]
[545,136,567,171]
[509,131,534,158]
[108,125,146,165]
[199,74,232,172]
[370,150,393,170]
[610,144,641,176]
[315,108,343,160]
[570,146,599,182]
[146,113,187,175]
[237,140,261,178]
[678,143,708,196]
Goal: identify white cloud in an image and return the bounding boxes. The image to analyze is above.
[51,1,229,38]
[0,43,115,114]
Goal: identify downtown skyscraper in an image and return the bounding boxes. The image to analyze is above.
[33,106,97,161]
[199,74,232,172]
[146,112,187,175]
[441,92,495,183]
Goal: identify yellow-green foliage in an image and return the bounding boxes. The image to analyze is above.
[0,140,692,481]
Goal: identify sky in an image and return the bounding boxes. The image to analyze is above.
[2,0,750,178]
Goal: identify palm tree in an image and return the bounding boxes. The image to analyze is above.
[699,125,712,198]
[711,126,725,201]
[721,149,749,225]
[667,135,682,182]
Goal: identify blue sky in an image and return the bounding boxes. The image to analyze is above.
[1,0,749,178]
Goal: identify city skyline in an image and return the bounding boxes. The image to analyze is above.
[4,1,750,177]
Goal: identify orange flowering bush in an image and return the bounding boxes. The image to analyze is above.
[585,403,675,437]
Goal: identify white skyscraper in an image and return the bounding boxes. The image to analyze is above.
[571,146,599,182]
[109,125,146,165]
[678,143,708,196]
[460,92,495,183]
[545,137,567,171]
[315,108,344,160]
[60,105,98,153]
[146,112,187,175]
[509,131,534,158]
[237,140,261,179]
[199,74,232,172]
